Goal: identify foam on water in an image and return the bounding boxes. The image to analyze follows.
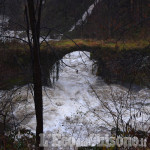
[3,51,150,147]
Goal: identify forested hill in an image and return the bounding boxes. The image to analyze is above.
[2,0,150,40]
[2,0,94,32]
[71,0,150,40]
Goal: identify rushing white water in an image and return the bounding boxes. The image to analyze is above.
[11,52,149,137]
[0,15,9,26]
[0,15,62,42]
[0,30,63,42]
[2,51,150,148]
[69,0,100,32]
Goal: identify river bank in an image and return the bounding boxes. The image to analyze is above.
[0,50,150,149]
[0,39,150,90]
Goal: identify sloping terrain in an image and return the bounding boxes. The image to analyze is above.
[3,0,94,32]
[71,0,150,40]
[1,0,150,39]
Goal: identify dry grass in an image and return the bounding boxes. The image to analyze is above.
[1,39,149,51]
[48,39,150,51]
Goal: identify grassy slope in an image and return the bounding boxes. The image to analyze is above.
[2,39,150,51]
[49,39,150,50]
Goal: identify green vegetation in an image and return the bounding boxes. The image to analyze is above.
[49,39,150,50]
[2,39,149,51]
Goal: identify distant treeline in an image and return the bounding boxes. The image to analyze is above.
[72,0,150,40]
[0,0,150,40]
[0,0,94,33]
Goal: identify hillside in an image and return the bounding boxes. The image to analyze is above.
[3,0,94,33]
[1,0,150,40]
[71,0,150,40]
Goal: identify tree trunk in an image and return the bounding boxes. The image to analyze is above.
[27,0,43,149]
[33,44,43,150]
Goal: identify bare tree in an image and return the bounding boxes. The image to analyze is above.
[25,0,44,149]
